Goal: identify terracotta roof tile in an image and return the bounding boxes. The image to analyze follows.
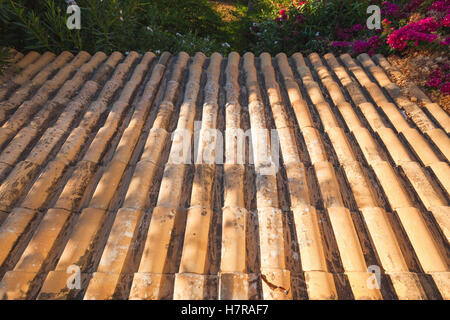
[0,51,448,300]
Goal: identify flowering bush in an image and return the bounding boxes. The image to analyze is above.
[333,1,449,55]
[246,1,449,55]
[427,63,450,94]
[246,0,375,55]
[385,4,450,51]
[386,17,440,50]
[245,0,449,95]
[382,1,405,18]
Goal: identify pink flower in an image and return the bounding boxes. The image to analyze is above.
[332,41,351,47]
[352,24,363,32]
[430,68,443,79]
[335,27,351,40]
[414,17,440,31]
[382,1,403,18]
[440,37,450,46]
[427,77,442,88]
[405,0,426,13]
[428,1,450,13]
[368,35,380,49]
[387,18,440,50]
[352,40,370,54]
[440,82,450,94]
[441,14,450,27]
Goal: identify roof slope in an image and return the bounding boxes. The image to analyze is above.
[0,49,448,300]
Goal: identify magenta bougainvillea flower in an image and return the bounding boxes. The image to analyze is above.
[427,67,450,94]
[428,0,450,13]
[331,41,352,47]
[405,0,426,13]
[441,14,450,27]
[278,9,288,21]
[335,27,352,40]
[441,82,450,94]
[368,35,380,48]
[387,17,440,50]
[252,0,448,58]
[382,1,404,18]
[352,24,364,32]
[431,68,443,78]
[428,77,442,87]
[352,40,370,54]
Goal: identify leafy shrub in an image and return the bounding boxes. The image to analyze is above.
[0,0,448,63]
[149,0,226,40]
[0,0,230,55]
[245,0,449,58]
[385,1,449,50]
[245,0,377,55]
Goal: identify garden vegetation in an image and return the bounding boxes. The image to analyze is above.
[0,0,448,93]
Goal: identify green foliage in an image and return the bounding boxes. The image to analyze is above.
[0,47,14,76]
[248,0,292,16]
[0,0,301,56]
[244,0,381,55]
[1,0,445,59]
[0,0,230,55]
[148,0,226,40]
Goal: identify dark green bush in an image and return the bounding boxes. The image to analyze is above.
[0,0,230,55]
